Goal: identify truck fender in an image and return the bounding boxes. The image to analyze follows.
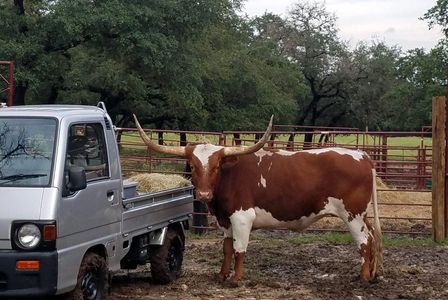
[149,227,168,246]
[149,222,186,246]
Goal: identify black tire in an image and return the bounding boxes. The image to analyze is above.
[64,252,108,300]
[149,228,184,284]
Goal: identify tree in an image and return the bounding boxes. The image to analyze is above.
[348,42,402,130]
[423,0,448,38]
[0,0,58,105]
[193,14,305,131]
[251,2,356,145]
[384,43,448,130]
[36,0,246,130]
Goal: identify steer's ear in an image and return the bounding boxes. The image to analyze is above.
[221,156,239,169]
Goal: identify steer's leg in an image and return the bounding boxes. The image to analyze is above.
[229,208,256,285]
[217,224,233,281]
[345,214,373,282]
[218,237,234,281]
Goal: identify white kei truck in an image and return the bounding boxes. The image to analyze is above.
[0,103,194,299]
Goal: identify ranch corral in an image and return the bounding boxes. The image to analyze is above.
[109,96,448,299]
[109,231,448,300]
[117,122,434,235]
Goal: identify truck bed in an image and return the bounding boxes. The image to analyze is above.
[121,186,194,238]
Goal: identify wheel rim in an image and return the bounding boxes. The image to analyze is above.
[81,271,99,300]
[168,243,180,272]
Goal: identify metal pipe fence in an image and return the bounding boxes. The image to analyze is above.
[116,126,433,235]
[0,61,14,106]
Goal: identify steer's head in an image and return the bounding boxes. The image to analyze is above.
[133,115,273,203]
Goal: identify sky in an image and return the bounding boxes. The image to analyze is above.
[243,0,444,51]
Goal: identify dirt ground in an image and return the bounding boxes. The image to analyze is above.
[109,230,448,300]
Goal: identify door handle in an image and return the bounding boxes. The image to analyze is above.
[107,191,115,202]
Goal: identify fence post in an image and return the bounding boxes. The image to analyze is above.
[432,96,447,242]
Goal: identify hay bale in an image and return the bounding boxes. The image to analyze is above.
[376,177,389,189]
[129,173,191,193]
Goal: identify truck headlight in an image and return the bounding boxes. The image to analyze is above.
[17,224,41,249]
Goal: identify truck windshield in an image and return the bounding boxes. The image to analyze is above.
[0,117,57,187]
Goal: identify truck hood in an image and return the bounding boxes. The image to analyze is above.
[0,187,46,247]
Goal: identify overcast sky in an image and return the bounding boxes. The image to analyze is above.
[243,0,444,51]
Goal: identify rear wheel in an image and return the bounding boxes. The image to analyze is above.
[149,228,184,284]
[65,252,108,300]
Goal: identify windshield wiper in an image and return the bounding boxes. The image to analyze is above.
[0,173,48,183]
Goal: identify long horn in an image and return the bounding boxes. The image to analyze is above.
[223,115,273,157]
[133,114,187,157]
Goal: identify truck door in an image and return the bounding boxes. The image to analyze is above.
[58,122,121,267]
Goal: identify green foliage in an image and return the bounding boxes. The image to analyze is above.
[384,43,447,130]
[0,0,446,132]
[196,18,304,130]
[348,42,402,130]
[252,3,353,128]
[423,0,448,38]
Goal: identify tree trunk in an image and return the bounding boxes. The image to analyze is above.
[233,133,241,146]
[47,86,58,105]
[303,130,314,149]
[13,82,27,106]
[14,0,25,15]
[179,132,187,146]
[158,132,164,145]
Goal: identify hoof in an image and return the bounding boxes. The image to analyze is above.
[360,275,378,285]
[223,277,242,288]
[215,272,230,282]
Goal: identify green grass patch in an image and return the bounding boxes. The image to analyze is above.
[186,230,222,240]
[286,232,354,245]
[285,232,448,247]
[382,234,448,247]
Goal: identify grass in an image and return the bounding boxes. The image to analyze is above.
[285,232,448,247]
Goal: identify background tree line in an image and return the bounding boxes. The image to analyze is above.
[0,0,447,131]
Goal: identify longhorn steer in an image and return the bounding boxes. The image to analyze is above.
[134,115,383,284]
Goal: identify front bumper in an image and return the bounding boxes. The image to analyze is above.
[0,250,57,297]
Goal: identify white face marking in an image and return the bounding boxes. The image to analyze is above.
[193,144,223,168]
[229,208,256,253]
[302,147,365,161]
[260,175,266,188]
[254,149,273,166]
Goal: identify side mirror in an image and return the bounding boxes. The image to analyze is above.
[63,166,87,196]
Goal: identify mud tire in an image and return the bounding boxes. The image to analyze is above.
[149,228,184,284]
[64,252,108,300]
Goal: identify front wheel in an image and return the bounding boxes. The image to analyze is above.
[149,228,184,284]
[64,252,108,300]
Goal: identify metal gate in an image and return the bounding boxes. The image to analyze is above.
[0,61,14,106]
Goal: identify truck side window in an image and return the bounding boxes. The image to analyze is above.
[66,123,109,181]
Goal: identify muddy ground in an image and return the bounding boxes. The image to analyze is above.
[109,231,448,300]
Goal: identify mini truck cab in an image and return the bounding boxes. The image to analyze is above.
[0,104,194,298]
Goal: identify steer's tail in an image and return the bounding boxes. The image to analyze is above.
[370,169,383,277]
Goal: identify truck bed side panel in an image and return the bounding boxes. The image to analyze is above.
[122,186,194,237]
